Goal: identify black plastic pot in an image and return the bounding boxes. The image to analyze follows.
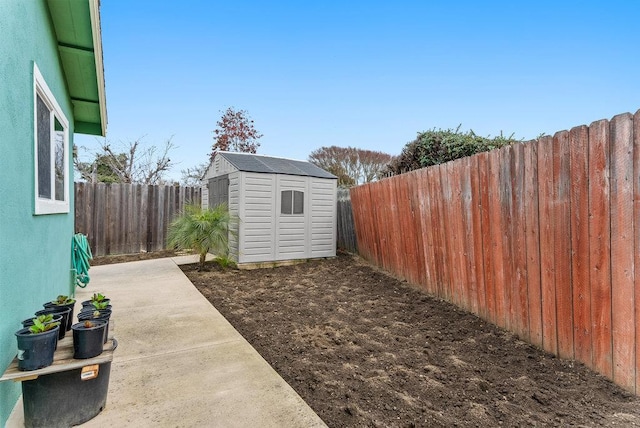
[72,320,107,359]
[81,298,110,308]
[43,300,75,331]
[77,309,112,343]
[22,314,65,341]
[22,359,114,427]
[35,307,70,338]
[15,325,59,371]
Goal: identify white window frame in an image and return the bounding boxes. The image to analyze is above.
[33,63,70,215]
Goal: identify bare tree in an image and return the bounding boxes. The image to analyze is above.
[308,146,394,187]
[180,162,209,187]
[74,137,175,184]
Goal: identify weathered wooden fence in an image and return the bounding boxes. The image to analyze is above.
[337,188,357,253]
[350,110,640,394]
[75,183,201,256]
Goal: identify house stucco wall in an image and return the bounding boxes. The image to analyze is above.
[0,0,77,423]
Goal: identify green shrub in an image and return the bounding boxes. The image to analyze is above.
[167,203,237,270]
[385,126,520,176]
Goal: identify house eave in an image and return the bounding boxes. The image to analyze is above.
[47,0,108,136]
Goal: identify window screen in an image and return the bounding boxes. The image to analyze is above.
[54,118,65,201]
[37,94,51,199]
[281,190,293,214]
[293,190,304,214]
[281,190,304,215]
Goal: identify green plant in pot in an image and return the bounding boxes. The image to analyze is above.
[15,318,60,370]
[22,314,65,342]
[43,295,76,332]
[81,293,110,308]
[35,306,71,338]
[80,300,111,314]
[71,319,107,359]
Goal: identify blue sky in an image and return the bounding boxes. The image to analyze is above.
[75,1,640,182]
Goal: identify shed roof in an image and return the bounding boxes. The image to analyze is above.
[219,152,337,179]
[47,0,107,136]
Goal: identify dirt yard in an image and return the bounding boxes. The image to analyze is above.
[176,252,638,427]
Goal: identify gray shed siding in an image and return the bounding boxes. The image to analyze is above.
[310,177,337,257]
[202,152,337,265]
[238,172,276,263]
[228,172,240,260]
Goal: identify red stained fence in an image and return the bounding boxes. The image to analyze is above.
[350,111,640,393]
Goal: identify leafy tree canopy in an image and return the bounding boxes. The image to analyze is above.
[385,126,520,176]
[210,107,263,161]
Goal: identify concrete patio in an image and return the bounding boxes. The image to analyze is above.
[7,256,326,427]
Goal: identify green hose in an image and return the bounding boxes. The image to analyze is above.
[72,233,93,288]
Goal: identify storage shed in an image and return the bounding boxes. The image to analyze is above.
[202,152,338,267]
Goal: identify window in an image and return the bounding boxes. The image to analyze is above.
[34,63,69,214]
[281,190,304,215]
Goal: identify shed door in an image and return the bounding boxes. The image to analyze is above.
[208,174,229,208]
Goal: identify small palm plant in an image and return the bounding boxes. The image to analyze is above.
[167,203,236,270]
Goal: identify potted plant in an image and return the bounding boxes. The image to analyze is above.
[77,309,112,343]
[79,300,111,313]
[81,293,110,308]
[15,317,60,370]
[35,306,71,338]
[71,320,107,359]
[22,313,65,341]
[43,295,76,331]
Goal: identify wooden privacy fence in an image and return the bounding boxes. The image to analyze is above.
[350,110,640,394]
[75,183,201,256]
[337,188,358,253]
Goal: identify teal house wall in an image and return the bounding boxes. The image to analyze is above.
[0,1,106,424]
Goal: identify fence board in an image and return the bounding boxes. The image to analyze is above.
[476,153,496,322]
[553,131,574,360]
[569,125,592,366]
[415,169,435,292]
[488,149,507,329]
[524,142,542,347]
[538,136,558,354]
[634,110,640,394]
[469,155,485,318]
[511,142,529,341]
[588,119,613,378]
[406,172,425,286]
[461,157,478,314]
[450,160,467,308]
[499,146,514,332]
[431,165,448,300]
[610,113,635,391]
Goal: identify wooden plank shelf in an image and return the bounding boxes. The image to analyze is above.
[0,335,116,383]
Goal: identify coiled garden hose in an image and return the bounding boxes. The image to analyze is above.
[72,233,93,288]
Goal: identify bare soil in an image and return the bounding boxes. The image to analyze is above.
[95,251,640,427]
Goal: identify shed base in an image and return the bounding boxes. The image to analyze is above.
[237,256,336,270]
